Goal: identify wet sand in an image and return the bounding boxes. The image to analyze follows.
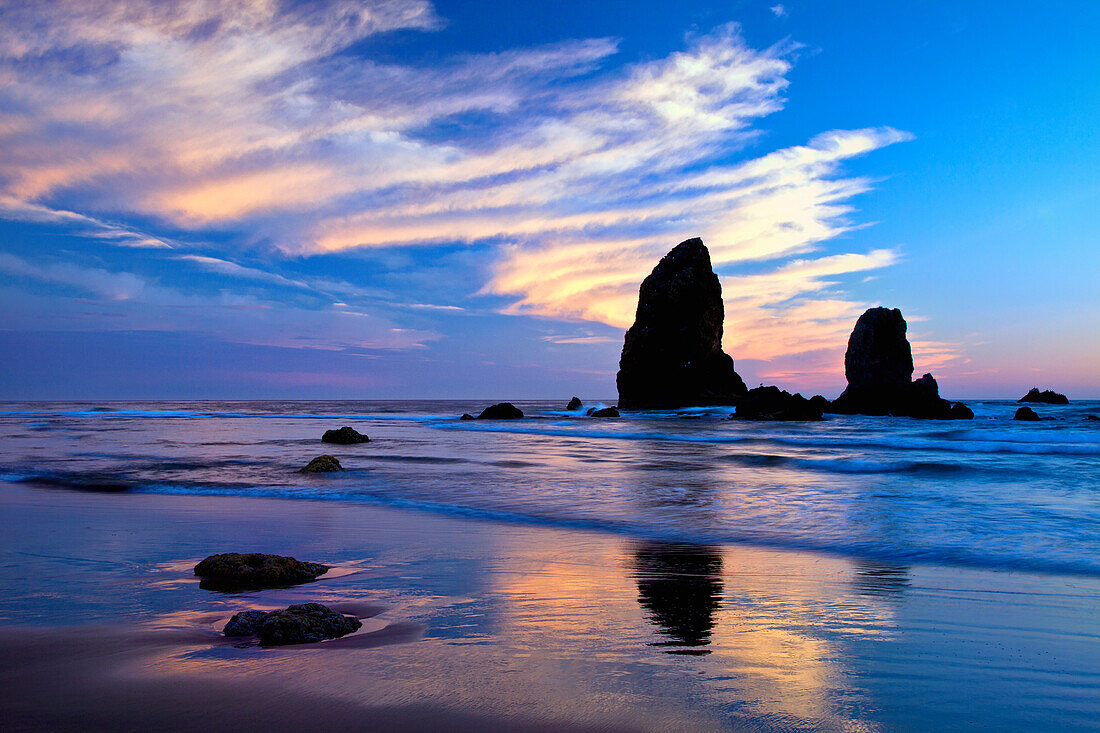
[1,481,1099,731]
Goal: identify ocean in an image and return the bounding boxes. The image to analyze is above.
[4,398,1098,578]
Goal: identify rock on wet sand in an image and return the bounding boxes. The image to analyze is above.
[223,603,362,646]
[194,553,329,591]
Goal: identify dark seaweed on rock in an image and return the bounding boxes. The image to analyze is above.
[223,603,361,646]
[616,238,747,409]
[195,553,329,591]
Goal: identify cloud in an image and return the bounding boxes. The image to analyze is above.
[770,5,788,18]
[0,3,940,385]
[0,251,438,351]
[0,196,172,248]
[0,251,148,300]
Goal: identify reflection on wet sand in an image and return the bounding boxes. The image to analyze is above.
[852,561,910,597]
[634,542,723,655]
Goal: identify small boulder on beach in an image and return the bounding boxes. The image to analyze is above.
[321,426,370,444]
[587,406,620,418]
[223,603,361,646]
[1014,406,1041,421]
[299,455,342,473]
[1018,388,1069,405]
[567,396,583,411]
[476,403,524,419]
[194,553,329,591]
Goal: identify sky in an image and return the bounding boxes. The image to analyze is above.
[0,0,1097,400]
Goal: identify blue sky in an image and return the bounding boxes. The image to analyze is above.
[0,0,1096,399]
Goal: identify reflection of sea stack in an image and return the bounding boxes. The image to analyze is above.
[831,307,973,419]
[617,238,747,409]
[634,542,723,655]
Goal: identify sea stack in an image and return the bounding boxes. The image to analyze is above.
[616,238,747,409]
[831,307,972,419]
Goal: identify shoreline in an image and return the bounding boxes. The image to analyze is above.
[2,481,1099,731]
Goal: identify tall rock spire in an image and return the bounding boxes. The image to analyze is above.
[616,238,747,409]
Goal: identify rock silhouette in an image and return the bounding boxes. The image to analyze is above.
[617,238,746,409]
[475,403,523,419]
[566,396,582,411]
[1018,388,1069,405]
[299,455,342,473]
[1014,406,1041,421]
[587,406,620,418]
[223,603,361,645]
[730,386,825,421]
[321,426,370,444]
[194,553,329,591]
[830,307,972,419]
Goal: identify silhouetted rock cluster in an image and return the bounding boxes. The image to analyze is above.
[321,426,370,444]
[299,455,342,472]
[829,308,972,420]
[731,386,826,421]
[1018,388,1069,405]
[1014,406,1041,421]
[474,403,524,419]
[223,603,361,645]
[617,238,746,409]
[194,553,329,591]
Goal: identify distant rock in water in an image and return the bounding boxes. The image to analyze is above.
[194,553,328,591]
[1014,406,1041,421]
[299,455,342,473]
[321,426,370,444]
[459,413,475,421]
[948,402,975,420]
[587,406,620,418]
[617,238,747,409]
[476,403,523,419]
[566,396,583,411]
[1086,414,1099,421]
[830,307,972,420]
[224,603,361,645]
[731,386,824,421]
[1018,388,1069,405]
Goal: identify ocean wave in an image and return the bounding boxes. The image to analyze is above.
[719,454,972,475]
[441,422,1100,455]
[30,478,1096,579]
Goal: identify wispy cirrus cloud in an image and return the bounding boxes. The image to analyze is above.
[0,1,947,387]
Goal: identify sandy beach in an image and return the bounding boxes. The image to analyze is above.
[2,479,1098,731]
